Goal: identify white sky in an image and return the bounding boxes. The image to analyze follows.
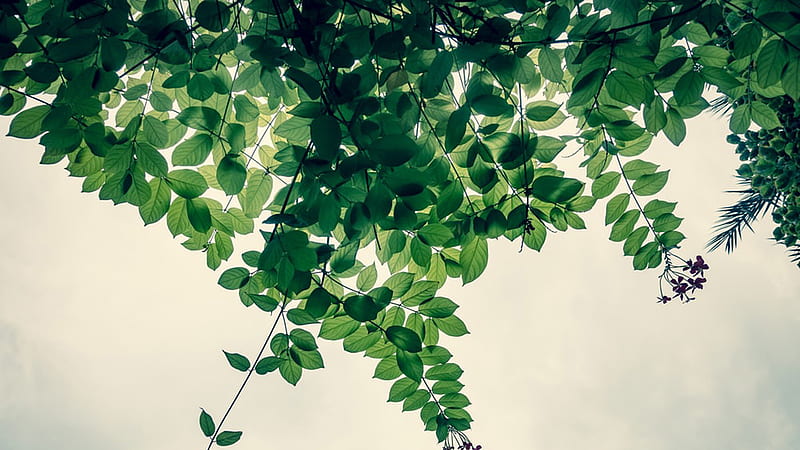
[1,113,799,450]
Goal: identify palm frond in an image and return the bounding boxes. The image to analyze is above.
[707,178,779,253]
[789,246,800,267]
[709,95,734,116]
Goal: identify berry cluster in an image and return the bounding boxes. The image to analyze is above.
[657,255,709,304]
[727,94,800,262]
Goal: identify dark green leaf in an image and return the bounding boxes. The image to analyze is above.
[186,197,212,232]
[591,171,620,199]
[311,115,340,160]
[623,226,649,256]
[216,431,242,447]
[531,176,583,203]
[425,363,463,381]
[402,389,431,411]
[223,351,250,372]
[7,105,49,138]
[344,295,381,322]
[177,106,221,130]
[386,326,422,353]
[319,316,360,340]
[432,315,469,337]
[419,297,458,318]
[255,356,282,374]
[460,237,488,285]
[673,71,705,106]
[199,409,215,437]
[396,349,423,382]
[217,155,247,195]
[195,0,232,32]
[388,377,419,402]
[609,209,640,242]
[166,169,209,198]
[632,171,669,196]
[368,135,418,166]
[218,267,250,290]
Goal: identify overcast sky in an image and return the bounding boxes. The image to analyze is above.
[1,112,799,450]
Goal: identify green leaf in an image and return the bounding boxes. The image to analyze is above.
[432,380,464,394]
[343,327,381,353]
[419,346,452,365]
[633,241,661,270]
[279,358,302,385]
[460,237,488,285]
[137,143,168,177]
[609,209,640,242]
[471,94,510,116]
[526,100,560,121]
[374,356,402,380]
[607,194,633,227]
[419,297,458,318]
[750,101,781,129]
[7,105,49,138]
[673,71,705,106]
[199,409,215,437]
[311,115,340,160]
[139,178,171,225]
[223,351,251,372]
[446,106,470,151]
[621,159,658,180]
[531,176,583,203]
[368,135,418,166]
[663,108,686,145]
[652,213,683,232]
[289,329,318,351]
[756,40,787,88]
[729,103,752,134]
[344,295,381,322]
[439,393,471,408]
[217,155,247,195]
[643,199,677,219]
[319,316,360,340]
[539,46,563,82]
[289,347,324,370]
[195,0,232,32]
[396,349,423,382]
[216,431,242,447]
[386,326,423,353]
[659,230,686,248]
[173,133,213,166]
[255,356,282,374]
[218,267,250,290]
[187,73,215,101]
[402,389,431,412]
[177,106,221,130]
[250,294,278,312]
[606,71,645,106]
[733,23,761,59]
[357,264,378,291]
[388,377,419,402]
[425,363,463,381]
[623,226,649,256]
[632,171,669,196]
[591,171,620,199]
[285,68,321,99]
[241,170,272,218]
[433,315,469,337]
[782,59,800,101]
[166,169,209,198]
[436,182,464,218]
[187,197,212,232]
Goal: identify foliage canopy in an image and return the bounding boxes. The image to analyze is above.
[1,0,798,447]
